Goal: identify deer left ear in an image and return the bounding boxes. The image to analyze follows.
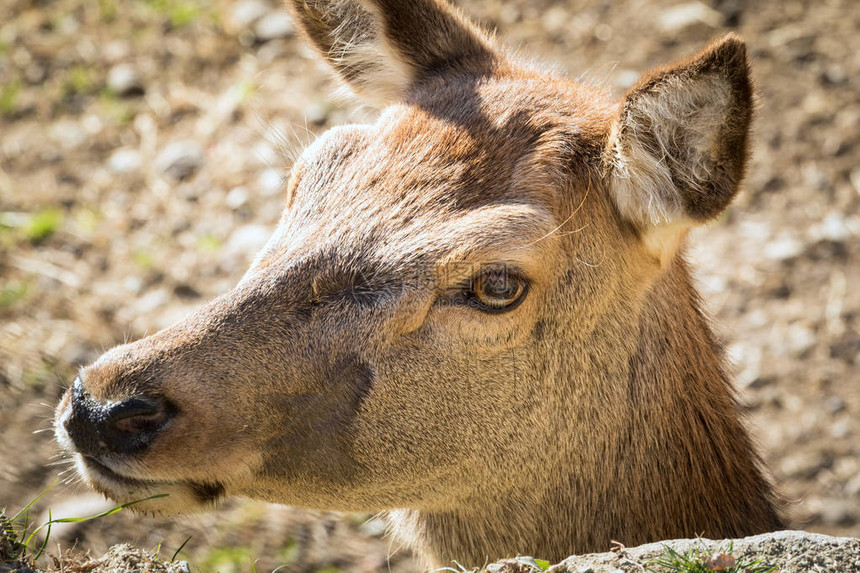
[606,34,754,265]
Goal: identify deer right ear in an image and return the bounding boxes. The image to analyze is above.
[606,34,754,265]
[287,0,497,106]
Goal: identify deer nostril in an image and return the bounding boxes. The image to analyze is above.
[103,397,176,453]
[106,398,172,434]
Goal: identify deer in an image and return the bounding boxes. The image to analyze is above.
[54,0,784,568]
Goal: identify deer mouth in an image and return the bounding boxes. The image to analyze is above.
[75,454,225,511]
[81,455,151,488]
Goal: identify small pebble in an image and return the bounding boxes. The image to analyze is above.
[108,148,142,173]
[764,235,804,261]
[24,63,45,83]
[304,101,330,125]
[822,64,847,85]
[824,396,846,415]
[594,24,612,41]
[226,186,250,209]
[829,420,851,439]
[785,323,816,356]
[156,140,204,180]
[358,517,388,538]
[107,63,144,96]
[48,119,87,149]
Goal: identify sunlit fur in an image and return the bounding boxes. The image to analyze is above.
[55,0,781,568]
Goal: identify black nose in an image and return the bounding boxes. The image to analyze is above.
[64,377,176,455]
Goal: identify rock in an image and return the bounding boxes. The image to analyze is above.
[254,12,295,41]
[95,544,191,573]
[107,148,142,173]
[156,140,204,180]
[658,2,723,33]
[107,63,144,96]
[549,531,860,573]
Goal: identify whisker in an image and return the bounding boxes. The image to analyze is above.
[527,170,592,247]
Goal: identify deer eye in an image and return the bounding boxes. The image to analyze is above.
[468,267,529,313]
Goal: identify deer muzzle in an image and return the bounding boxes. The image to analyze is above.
[59,376,176,457]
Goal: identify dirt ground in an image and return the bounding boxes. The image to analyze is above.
[1,0,858,571]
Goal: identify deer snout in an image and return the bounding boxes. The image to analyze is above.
[62,376,176,456]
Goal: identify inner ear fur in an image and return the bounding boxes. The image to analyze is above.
[286,0,497,106]
[606,34,754,257]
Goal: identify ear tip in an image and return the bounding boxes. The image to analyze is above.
[713,32,747,51]
[704,33,751,74]
[709,32,747,65]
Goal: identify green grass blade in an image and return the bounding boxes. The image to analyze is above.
[10,482,56,522]
[25,493,169,546]
[32,509,52,561]
[171,535,192,562]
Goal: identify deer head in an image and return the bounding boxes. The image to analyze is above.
[56,0,779,566]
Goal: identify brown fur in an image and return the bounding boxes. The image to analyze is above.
[55,1,783,568]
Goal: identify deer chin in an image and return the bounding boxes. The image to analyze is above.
[73,454,226,514]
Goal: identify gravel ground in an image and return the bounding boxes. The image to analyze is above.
[1,0,858,571]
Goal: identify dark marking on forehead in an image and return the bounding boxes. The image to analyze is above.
[311,266,406,308]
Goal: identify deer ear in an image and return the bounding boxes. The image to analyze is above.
[286,0,497,106]
[606,34,754,264]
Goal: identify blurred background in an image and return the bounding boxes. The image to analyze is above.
[0,0,858,571]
